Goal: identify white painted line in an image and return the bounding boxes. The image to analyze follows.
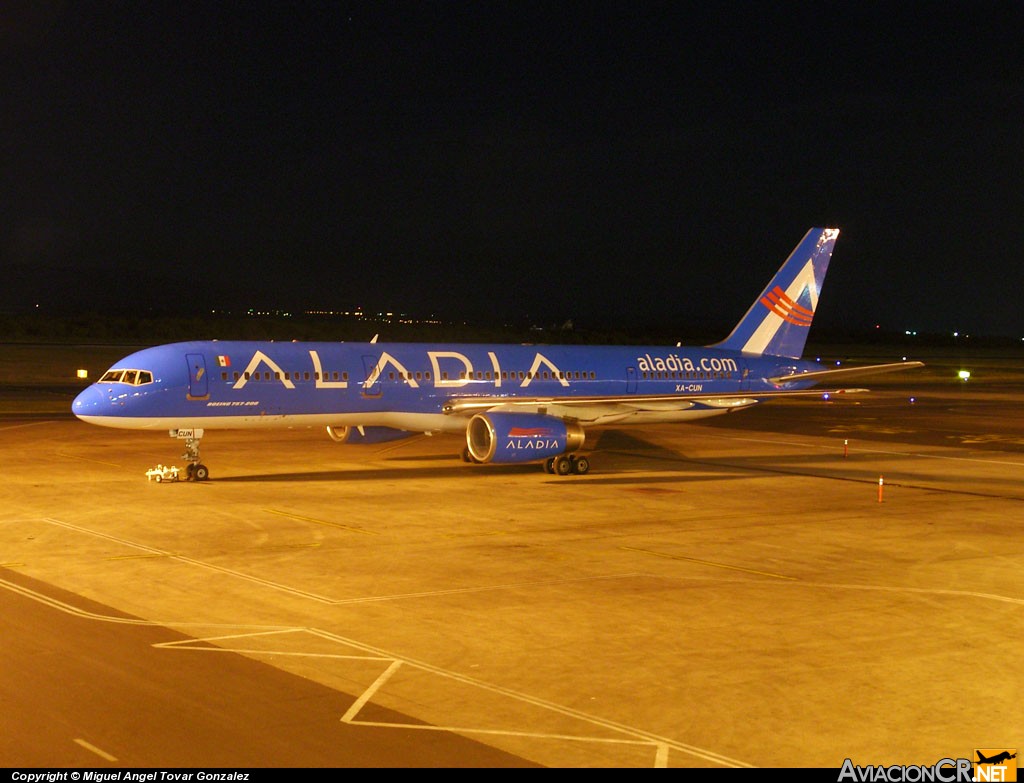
[74,738,118,761]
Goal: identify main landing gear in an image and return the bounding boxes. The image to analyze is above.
[544,454,590,476]
[459,448,591,476]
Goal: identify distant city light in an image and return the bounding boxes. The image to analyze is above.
[958,370,971,381]
[76,369,88,379]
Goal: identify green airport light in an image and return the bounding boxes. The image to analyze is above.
[958,370,971,381]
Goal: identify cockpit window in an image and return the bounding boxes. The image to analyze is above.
[100,369,153,386]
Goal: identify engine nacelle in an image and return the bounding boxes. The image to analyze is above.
[326,425,416,444]
[466,412,585,464]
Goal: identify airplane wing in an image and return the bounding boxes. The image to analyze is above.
[443,360,923,425]
[768,360,925,385]
[444,362,925,421]
[442,386,870,425]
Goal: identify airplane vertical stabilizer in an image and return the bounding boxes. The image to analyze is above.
[711,227,839,359]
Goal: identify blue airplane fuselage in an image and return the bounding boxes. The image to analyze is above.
[72,340,814,432]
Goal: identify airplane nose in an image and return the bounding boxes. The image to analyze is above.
[72,385,109,419]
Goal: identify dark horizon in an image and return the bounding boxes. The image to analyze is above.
[3,3,1022,338]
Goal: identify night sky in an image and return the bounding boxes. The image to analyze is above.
[3,2,1022,337]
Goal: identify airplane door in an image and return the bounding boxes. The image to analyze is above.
[738,361,751,392]
[361,355,382,398]
[186,353,209,400]
[626,366,637,394]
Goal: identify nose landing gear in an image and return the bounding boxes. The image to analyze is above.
[172,428,209,481]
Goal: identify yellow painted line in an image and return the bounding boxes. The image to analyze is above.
[56,451,122,467]
[264,508,379,535]
[620,546,797,580]
[0,422,52,432]
[441,529,512,539]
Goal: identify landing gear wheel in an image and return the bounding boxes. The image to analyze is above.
[185,463,196,480]
[554,455,573,476]
[193,464,209,481]
[572,455,590,475]
[545,457,556,474]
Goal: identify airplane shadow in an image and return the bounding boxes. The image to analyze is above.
[212,429,757,485]
[213,463,542,483]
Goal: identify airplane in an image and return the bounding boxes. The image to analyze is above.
[72,227,923,480]
[977,751,1017,765]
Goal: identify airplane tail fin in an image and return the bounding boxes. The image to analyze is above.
[712,228,840,359]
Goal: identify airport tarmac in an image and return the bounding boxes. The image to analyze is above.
[1,342,1022,768]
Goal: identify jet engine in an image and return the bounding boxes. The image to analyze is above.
[326,425,416,444]
[466,412,584,464]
